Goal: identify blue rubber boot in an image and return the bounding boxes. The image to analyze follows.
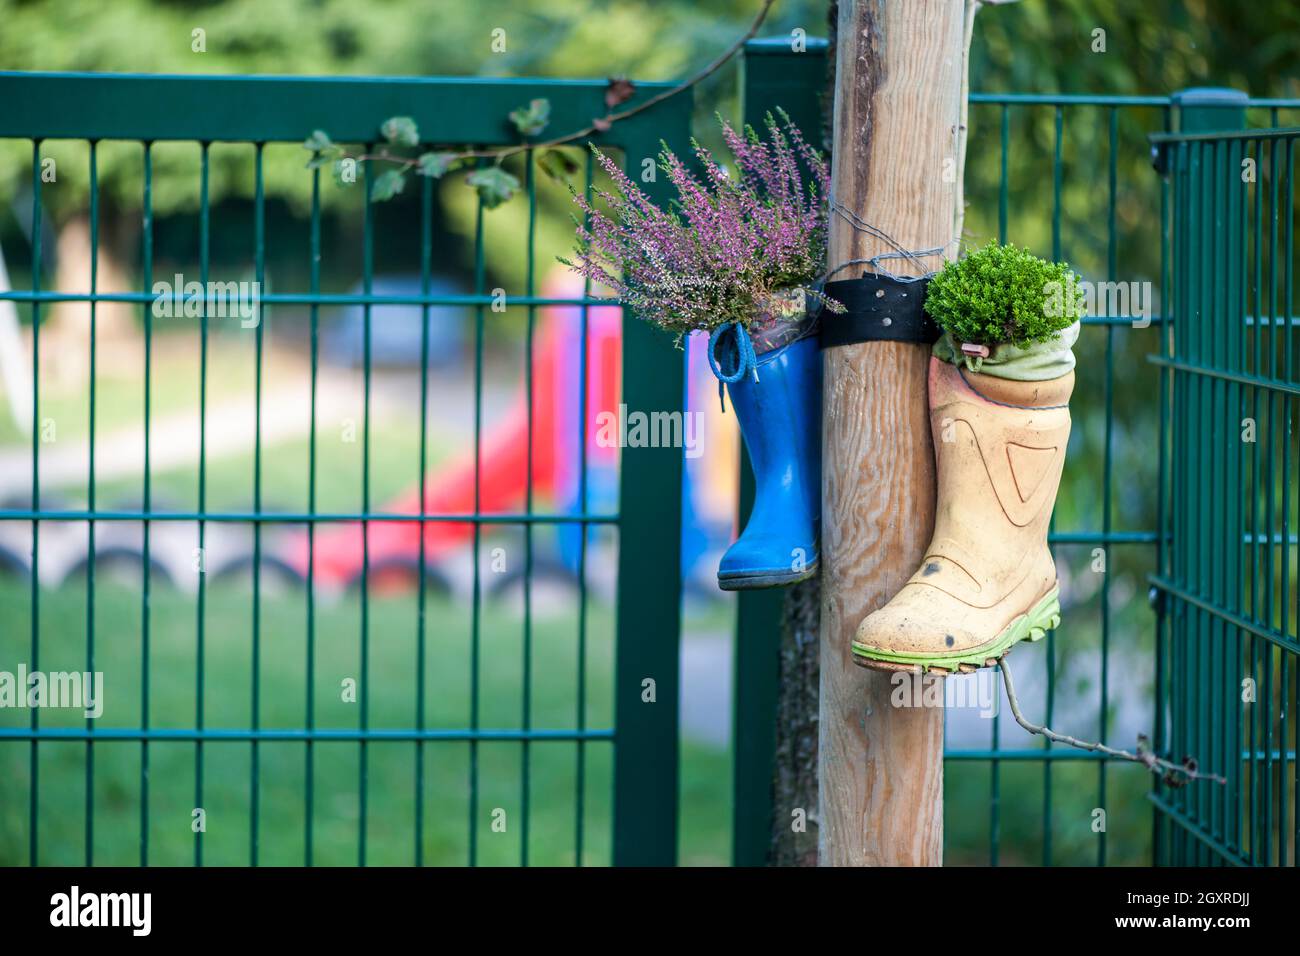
[711,330,821,590]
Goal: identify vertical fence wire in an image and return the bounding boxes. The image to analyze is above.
[575,149,594,866]
[359,147,374,868]
[195,141,210,868]
[1153,103,1171,865]
[306,159,321,867]
[989,103,1010,869]
[1250,136,1264,864]
[140,140,153,868]
[469,166,486,867]
[1227,134,1244,862]
[1279,134,1293,864]
[522,151,536,868]
[1040,104,1064,867]
[305,158,321,868]
[1289,135,1299,866]
[85,139,99,867]
[1264,134,1277,865]
[416,163,433,868]
[1209,137,1221,855]
[251,141,265,867]
[1098,105,1118,868]
[28,138,41,868]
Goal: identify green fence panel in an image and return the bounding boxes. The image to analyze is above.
[0,70,691,867]
[731,40,1300,867]
[4,50,1297,869]
[1151,102,1300,867]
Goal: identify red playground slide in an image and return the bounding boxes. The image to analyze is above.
[282,274,622,589]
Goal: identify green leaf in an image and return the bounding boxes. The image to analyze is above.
[370,168,407,202]
[380,116,420,147]
[537,149,580,182]
[306,148,341,170]
[416,151,459,178]
[508,98,551,137]
[303,129,333,152]
[466,167,520,209]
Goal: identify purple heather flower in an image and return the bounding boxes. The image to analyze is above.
[561,113,835,338]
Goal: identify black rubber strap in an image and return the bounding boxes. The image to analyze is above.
[818,272,939,349]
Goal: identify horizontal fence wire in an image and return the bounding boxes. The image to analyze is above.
[0,511,618,523]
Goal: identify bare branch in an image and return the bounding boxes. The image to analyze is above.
[1000,655,1226,787]
[365,0,776,170]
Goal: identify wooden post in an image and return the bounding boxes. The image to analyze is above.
[818,0,964,867]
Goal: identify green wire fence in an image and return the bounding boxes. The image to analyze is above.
[734,42,1300,867]
[0,71,690,866]
[1,41,1297,867]
[1151,111,1300,865]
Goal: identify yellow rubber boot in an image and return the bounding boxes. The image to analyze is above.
[852,357,1074,674]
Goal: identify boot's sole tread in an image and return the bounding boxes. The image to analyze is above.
[850,586,1061,674]
[717,559,818,591]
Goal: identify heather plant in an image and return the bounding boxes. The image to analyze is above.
[563,112,839,338]
[924,242,1085,348]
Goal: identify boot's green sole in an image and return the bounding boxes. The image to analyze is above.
[851,586,1061,674]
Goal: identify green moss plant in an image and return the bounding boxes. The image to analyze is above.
[924,242,1084,348]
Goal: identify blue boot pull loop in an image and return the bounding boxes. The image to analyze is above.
[707,321,760,413]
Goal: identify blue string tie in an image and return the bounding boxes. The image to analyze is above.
[707,321,760,413]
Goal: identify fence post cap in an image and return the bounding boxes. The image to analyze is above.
[1170,86,1249,106]
[1172,87,1247,133]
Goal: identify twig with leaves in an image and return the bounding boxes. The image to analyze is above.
[999,654,1226,788]
[302,0,776,209]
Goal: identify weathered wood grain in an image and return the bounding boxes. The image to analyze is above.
[818,0,964,867]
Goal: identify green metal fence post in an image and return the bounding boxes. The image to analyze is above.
[611,98,693,867]
[1173,87,1248,135]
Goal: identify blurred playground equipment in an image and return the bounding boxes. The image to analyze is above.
[0,268,741,600]
[282,269,739,599]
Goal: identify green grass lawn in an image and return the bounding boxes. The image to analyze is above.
[0,570,1162,866]
[943,758,1154,866]
[0,332,247,450]
[0,577,731,866]
[3,331,466,516]
[96,422,453,518]
[0,569,1158,867]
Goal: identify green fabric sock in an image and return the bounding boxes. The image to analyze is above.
[931,320,1080,381]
